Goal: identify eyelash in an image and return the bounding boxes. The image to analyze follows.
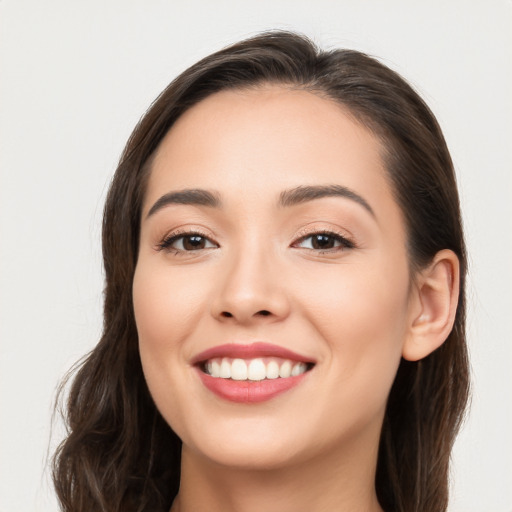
[156,229,355,255]
[157,230,218,255]
[292,230,355,253]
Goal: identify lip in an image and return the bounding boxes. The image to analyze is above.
[191,342,315,366]
[191,342,315,404]
[196,369,309,403]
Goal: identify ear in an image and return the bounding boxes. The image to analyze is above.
[402,249,460,361]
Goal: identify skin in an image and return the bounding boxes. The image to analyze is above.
[133,86,458,512]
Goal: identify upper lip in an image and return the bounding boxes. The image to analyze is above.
[191,342,316,365]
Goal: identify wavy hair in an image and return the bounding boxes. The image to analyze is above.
[53,31,470,512]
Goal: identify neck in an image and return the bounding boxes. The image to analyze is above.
[170,429,384,512]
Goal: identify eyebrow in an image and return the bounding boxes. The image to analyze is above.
[146,188,221,218]
[146,184,374,219]
[279,185,375,217]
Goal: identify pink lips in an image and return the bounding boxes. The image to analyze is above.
[191,342,314,365]
[192,342,314,404]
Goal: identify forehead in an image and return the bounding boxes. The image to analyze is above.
[145,86,399,226]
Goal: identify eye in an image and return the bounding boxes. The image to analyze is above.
[293,232,354,251]
[158,232,218,253]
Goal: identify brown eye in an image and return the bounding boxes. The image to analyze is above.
[310,234,336,249]
[182,235,208,250]
[295,232,354,251]
[159,233,217,252]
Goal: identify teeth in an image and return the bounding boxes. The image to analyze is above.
[207,360,221,378]
[231,358,248,381]
[248,359,266,381]
[291,362,307,376]
[279,360,292,378]
[219,359,231,378]
[266,360,280,379]
[204,357,310,380]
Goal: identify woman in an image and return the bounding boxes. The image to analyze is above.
[53,31,469,512]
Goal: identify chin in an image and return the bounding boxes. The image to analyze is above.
[180,418,310,471]
[192,439,303,471]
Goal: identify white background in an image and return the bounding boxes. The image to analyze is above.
[1,1,511,511]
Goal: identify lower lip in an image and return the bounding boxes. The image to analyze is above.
[196,369,308,403]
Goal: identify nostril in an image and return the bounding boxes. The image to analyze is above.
[218,310,272,319]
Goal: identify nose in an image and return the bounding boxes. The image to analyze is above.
[210,248,291,325]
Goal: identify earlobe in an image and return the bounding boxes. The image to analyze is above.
[402,249,460,361]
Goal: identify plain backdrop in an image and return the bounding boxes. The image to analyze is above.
[1,1,511,511]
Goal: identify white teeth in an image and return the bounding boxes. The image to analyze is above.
[291,362,307,376]
[279,360,292,378]
[219,359,231,378]
[231,358,248,381]
[210,360,221,378]
[204,357,310,380]
[266,360,280,379]
[248,359,266,381]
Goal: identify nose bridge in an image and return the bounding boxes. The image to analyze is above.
[212,235,289,323]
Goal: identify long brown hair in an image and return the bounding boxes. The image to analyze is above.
[53,31,470,512]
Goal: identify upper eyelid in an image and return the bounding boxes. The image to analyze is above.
[293,226,354,241]
[161,226,216,241]
[155,225,355,249]
[165,229,212,239]
[295,228,344,238]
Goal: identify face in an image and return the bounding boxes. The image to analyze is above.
[133,87,414,470]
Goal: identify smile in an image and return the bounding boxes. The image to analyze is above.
[192,343,315,403]
[204,357,310,381]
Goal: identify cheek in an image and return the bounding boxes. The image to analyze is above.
[132,263,200,412]
[301,256,410,336]
[132,263,206,433]
[133,263,206,351]
[298,258,410,400]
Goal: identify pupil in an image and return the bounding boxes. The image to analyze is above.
[184,236,205,250]
[313,234,334,249]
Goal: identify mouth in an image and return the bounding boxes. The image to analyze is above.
[201,357,313,381]
[192,343,315,403]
